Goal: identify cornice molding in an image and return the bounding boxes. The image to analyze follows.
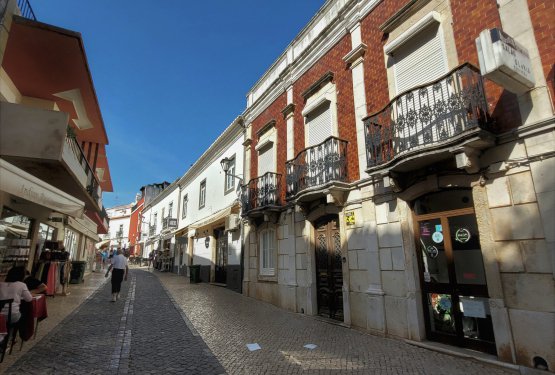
[256,119,276,138]
[301,71,334,100]
[244,0,382,123]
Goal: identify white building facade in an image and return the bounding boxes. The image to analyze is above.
[175,118,245,291]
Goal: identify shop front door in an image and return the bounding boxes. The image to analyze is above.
[214,228,227,284]
[314,215,343,321]
[414,192,496,354]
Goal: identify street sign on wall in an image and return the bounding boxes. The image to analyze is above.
[476,28,535,94]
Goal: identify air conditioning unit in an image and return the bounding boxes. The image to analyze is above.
[225,214,240,232]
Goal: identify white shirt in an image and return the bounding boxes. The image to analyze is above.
[0,281,33,315]
[111,254,128,270]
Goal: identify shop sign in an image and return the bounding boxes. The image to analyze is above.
[167,218,178,228]
[455,228,471,243]
[432,231,443,244]
[476,28,535,94]
[427,245,439,259]
[460,298,486,319]
[345,211,355,226]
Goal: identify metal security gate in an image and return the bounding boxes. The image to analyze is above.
[315,215,343,321]
[214,228,227,284]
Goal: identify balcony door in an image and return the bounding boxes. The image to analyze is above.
[413,190,496,354]
[314,215,343,321]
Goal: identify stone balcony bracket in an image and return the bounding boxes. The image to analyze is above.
[451,146,482,174]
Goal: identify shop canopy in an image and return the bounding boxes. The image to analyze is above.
[0,159,85,218]
[95,239,111,249]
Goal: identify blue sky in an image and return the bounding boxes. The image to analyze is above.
[32,1,323,208]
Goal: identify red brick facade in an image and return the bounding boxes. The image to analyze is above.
[249,93,287,202]
[292,34,359,181]
[248,0,552,193]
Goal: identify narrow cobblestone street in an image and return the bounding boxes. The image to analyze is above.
[1,268,519,374]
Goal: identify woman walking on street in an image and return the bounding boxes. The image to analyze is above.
[105,249,129,302]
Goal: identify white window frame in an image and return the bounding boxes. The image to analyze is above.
[302,80,338,148]
[224,156,236,194]
[255,124,277,177]
[182,194,188,219]
[259,228,276,276]
[199,179,206,209]
[168,202,173,218]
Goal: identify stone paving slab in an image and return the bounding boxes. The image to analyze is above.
[157,270,518,375]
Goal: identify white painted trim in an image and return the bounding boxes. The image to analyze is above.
[384,11,442,55]
[301,96,331,117]
[255,138,274,151]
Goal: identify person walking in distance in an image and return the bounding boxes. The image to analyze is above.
[105,248,129,302]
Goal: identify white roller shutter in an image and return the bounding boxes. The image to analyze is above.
[306,103,332,147]
[257,143,274,176]
[393,23,447,95]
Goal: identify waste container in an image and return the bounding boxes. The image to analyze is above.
[189,265,201,284]
[70,261,87,284]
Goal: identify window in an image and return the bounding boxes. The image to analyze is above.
[389,20,447,95]
[306,102,332,147]
[168,202,173,218]
[182,194,188,219]
[259,229,276,276]
[257,143,274,176]
[199,179,206,208]
[153,213,158,229]
[161,208,165,220]
[224,156,236,193]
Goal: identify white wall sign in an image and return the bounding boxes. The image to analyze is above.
[460,298,487,319]
[476,28,535,94]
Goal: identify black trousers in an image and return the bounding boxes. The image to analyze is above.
[111,268,125,293]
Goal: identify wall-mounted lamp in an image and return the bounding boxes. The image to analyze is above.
[220,157,243,183]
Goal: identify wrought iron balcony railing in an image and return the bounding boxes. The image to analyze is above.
[115,230,123,239]
[162,216,177,230]
[241,172,282,214]
[66,133,103,206]
[286,136,348,199]
[364,63,490,169]
[16,0,36,20]
[149,225,156,236]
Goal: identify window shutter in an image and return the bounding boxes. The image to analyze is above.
[257,143,274,176]
[393,23,447,95]
[306,103,332,147]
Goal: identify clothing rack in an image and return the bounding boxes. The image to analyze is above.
[32,260,71,296]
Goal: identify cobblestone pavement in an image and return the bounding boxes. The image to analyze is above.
[3,269,225,375]
[157,271,518,375]
[2,268,519,374]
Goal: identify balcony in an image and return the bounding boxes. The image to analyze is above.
[16,0,36,20]
[364,63,493,174]
[149,225,157,237]
[241,172,282,217]
[286,136,348,201]
[0,102,104,213]
[115,230,124,239]
[162,217,177,230]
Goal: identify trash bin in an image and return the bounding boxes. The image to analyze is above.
[189,265,201,284]
[70,261,87,284]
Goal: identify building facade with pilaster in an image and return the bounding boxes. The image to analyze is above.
[240,0,554,371]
